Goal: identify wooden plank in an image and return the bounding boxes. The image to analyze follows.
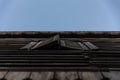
[0,55,84,57]
[31,72,52,80]
[31,35,59,50]
[83,41,99,50]
[0,50,120,55]
[0,63,89,67]
[55,72,66,80]
[82,72,100,80]
[91,57,120,61]
[60,40,82,50]
[60,40,66,46]
[6,72,28,80]
[91,63,120,68]
[91,61,120,63]
[65,72,76,80]
[20,41,37,50]
[89,54,120,57]
[0,71,7,79]
[30,72,42,80]
[82,72,93,80]
[0,60,87,63]
[30,41,43,50]
[1,71,118,80]
[0,50,84,55]
[108,71,120,80]
[78,42,89,50]
[0,67,104,71]
[99,72,110,80]
[0,56,85,60]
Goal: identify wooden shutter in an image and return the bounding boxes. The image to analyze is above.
[31,35,60,50]
[78,42,89,50]
[20,41,37,50]
[82,41,99,50]
[60,40,82,50]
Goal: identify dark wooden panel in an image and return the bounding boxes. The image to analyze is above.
[0,67,108,71]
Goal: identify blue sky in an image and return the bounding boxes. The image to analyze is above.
[0,0,120,31]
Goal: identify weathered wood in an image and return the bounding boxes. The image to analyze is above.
[108,71,120,80]
[30,41,42,50]
[83,42,99,50]
[0,50,120,55]
[54,72,66,80]
[0,60,87,63]
[60,40,82,50]
[0,71,7,79]
[31,72,52,80]
[6,72,28,80]
[82,72,100,80]
[0,63,89,67]
[20,42,37,50]
[78,42,89,50]
[0,50,84,55]
[0,71,120,80]
[65,72,76,80]
[0,67,108,71]
[0,33,120,73]
[0,56,84,60]
[31,35,59,50]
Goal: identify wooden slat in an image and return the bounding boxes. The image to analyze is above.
[78,42,89,50]
[0,71,7,79]
[60,40,82,50]
[89,54,120,57]
[91,63,120,68]
[31,35,59,50]
[91,61,120,63]
[0,55,84,57]
[0,56,84,60]
[0,50,120,54]
[0,60,88,63]
[0,63,89,67]
[20,41,37,50]
[30,41,42,50]
[0,50,84,55]
[91,57,120,61]
[0,67,106,71]
[83,42,99,50]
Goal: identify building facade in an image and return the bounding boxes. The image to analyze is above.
[0,31,120,80]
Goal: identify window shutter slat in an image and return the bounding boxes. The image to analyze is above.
[31,35,60,50]
[78,42,89,50]
[20,41,37,50]
[60,40,82,50]
[83,42,99,50]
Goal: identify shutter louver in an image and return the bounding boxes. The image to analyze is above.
[82,41,99,50]
[20,35,99,51]
[20,41,37,50]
